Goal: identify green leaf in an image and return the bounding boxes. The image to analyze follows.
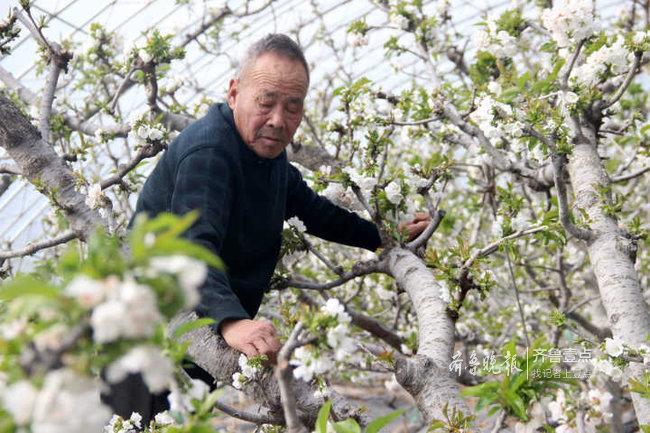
[366,407,406,433]
[154,237,224,270]
[0,275,60,300]
[197,389,222,416]
[316,400,332,433]
[333,419,361,433]
[172,318,216,339]
[427,420,446,431]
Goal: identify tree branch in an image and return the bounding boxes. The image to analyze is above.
[276,323,310,433]
[283,258,383,291]
[602,51,643,110]
[0,162,21,175]
[298,292,403,351]
[0,231,77,259]
[0,93,103,240]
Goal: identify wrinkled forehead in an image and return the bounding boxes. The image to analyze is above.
[239,53,309,98]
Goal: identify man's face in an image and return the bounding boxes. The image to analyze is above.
[227,53,309,159]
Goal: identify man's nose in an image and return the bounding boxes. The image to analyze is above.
[266,105,285,128]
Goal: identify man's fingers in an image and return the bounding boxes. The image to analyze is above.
[260,335,282,363]
[407,220,430,240]
[250,337,273,358]
[241,343,259,358]
[260,321,278,336]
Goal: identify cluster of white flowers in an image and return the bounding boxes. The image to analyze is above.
[469,95,515,141]
[571,36,632,87]
[126,108,166,145]
[540,0,597,47]
[321,298,351,323]
[348,32,368,47]
[590,357,623,381]
[87,276,162,343]
[343,166,378,193]
[389,13,410,30]
[167,378,210,414]
[473,18,517,58]
[154,411,175,426]
[584,388,613,423]
[384,180,403,205]
[326,323,357,361]
[286,216,307,233]
[85,183,107,210]
[134,123,165,142]
[604,337,624,357]
[321,182,365,211]
[1,369,112,433]
[290,346,334,382]
[106,345,174,393]
[231,354,262,390]
[148,254,207,307]
[104,412,142,433]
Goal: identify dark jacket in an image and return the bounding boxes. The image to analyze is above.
[131,103,381,331]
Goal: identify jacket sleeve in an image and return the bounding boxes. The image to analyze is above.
[285,163,381,251]
[171,146,250,333]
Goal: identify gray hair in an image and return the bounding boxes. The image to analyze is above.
[237,33,309,82]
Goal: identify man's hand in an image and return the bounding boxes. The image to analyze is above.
[220,318,282,363]
[398,211,432,242]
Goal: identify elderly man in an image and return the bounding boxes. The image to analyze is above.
[106,33,430,421]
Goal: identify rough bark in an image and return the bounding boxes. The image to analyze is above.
[566,138,650,423]
[382,248,469,423]
[0,93,102,240]
[169,311,370,428]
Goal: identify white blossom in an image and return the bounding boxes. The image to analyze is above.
[1,317,28,340]
[2,380,37,425]
[287,216,307,233]
[167,379,210,414]
[390,13,410,30]
[587,388,613,414]
[349,33,368,47]
[64,274,107,308]
[33,324,68,353]
[385,180,403,205]
[138,49,153,63]
[90,277,162,343]
[238,354,261,380]
[290,346,333,382]
[321,183,364,211]
[321,298,351,323]
[231,372,245,389]
[147,126,164,141]
[541,0,597,47]
[85,183,106,210]
[154,411,175,425]
[31,369,112,433]
[106,345,174,393]
[571,36,631,87]
[148,255,207,307]
[326,324,356,361]
[604,337,624,357]
[591,358,623,381]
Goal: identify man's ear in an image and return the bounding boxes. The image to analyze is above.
[227,78,238,109]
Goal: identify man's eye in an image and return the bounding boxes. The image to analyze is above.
[286,103,302,114]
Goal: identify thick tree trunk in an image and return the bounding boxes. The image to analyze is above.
[383,248,469,423]
[0,93,102,240]
[169,311,369,428]
[566,139,650,423]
